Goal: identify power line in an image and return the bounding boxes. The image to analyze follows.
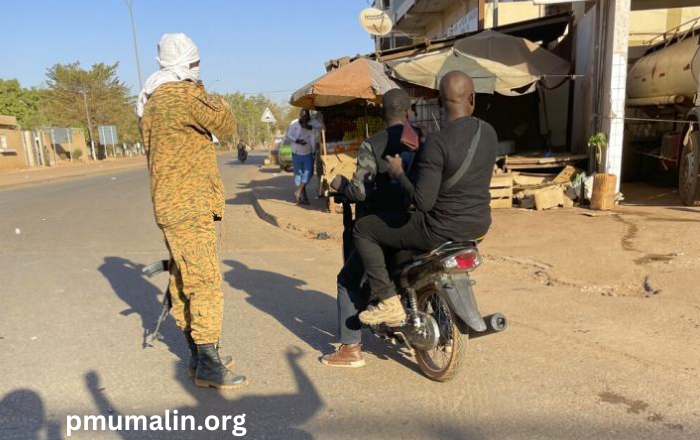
[233,89,297,96]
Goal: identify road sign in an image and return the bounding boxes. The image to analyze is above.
[97,125,118,145]
[49,128,73,144]
[261,108,276,123]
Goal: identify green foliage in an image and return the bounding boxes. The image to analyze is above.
[72,148,83,160]
[42,62,139,143]
[0,79,45,129]
[221,92,296,146]
[588,132,607,165]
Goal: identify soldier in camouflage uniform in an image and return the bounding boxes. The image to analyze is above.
[138,34,247,390]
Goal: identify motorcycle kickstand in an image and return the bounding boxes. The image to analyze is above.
[393,331,416,356]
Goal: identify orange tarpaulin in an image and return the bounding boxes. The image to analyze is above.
[291,58,399,108]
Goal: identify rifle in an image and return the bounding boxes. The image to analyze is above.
[142,260,171,344]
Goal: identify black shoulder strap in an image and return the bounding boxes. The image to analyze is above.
[443,120,482,192]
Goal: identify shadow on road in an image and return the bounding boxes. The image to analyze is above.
[223,153,264,168]
[226,172,328,215]
[85,347,322,439]
[221,260,423,376]
[0,389,62,440]
[98,257,185,360]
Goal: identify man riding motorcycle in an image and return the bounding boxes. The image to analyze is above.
[321,89,419,368]
[353,71,498,326]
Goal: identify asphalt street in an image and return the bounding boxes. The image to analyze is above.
[0,152,696,440]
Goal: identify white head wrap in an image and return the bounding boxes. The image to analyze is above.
[136,33,200,117]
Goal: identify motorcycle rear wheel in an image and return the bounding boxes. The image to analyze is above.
[414,286,465,382]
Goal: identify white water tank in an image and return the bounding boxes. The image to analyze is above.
[628,36,700,101]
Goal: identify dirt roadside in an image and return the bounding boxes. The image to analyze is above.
[246,165,700,435]
[0,157,147,191]
[248,165,700,302]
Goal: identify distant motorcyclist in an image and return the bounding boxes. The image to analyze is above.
[236,140,248,162]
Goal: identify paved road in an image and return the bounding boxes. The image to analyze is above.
[0,153,696,440]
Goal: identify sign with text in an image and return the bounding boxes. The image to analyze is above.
[49,128,73,145]
[97,125,118,145]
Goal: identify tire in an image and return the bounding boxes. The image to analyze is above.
[679,131,700,206]
[414,286,466,382]
[284,165,293,173]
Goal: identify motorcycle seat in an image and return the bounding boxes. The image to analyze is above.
[391,241,480,268]
[392,250,419,267]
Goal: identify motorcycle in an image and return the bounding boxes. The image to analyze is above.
[237,145,248,163]
[332,193,507,382]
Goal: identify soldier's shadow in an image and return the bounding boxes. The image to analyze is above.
[98,257,184,360]
[86,348,321,440]
[0,390,62,440]
[222,260,423,375]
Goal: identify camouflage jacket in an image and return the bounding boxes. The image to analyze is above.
[140,81,235,228]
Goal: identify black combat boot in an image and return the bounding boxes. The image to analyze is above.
[195,344,248,390]
[184,332,234,378]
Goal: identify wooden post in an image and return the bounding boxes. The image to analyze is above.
[478,0,486,30]
[590,174,617,210]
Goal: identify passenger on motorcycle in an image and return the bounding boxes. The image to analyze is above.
[353,71,498,326]
[321,89,420,368]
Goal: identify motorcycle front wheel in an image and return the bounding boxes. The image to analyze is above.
[415,286,465,382]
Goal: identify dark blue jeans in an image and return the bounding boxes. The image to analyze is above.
[292,153,313,187]
[336,249,368,344]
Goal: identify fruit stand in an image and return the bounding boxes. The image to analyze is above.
[316,109,384,212]
[289,57,399,213]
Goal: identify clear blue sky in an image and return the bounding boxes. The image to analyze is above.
[0,0,375,100]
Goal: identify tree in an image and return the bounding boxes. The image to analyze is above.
[221,93,296,147]
[0,79,44,129]
[42,62,139,144]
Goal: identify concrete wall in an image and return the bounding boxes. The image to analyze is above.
[39,128,89,164]
[0,127,28,171]
[483,2,548,29]
[425,0,478,39]
[421,1,548,40]
[629,7,700,46]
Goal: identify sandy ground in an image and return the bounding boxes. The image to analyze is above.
[0,152,698,440]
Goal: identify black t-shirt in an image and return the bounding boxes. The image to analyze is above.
[398,116,497,241]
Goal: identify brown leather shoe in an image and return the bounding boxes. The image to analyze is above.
[321,343,366,368]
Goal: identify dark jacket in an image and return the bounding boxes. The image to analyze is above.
[397,116,497,241]
[343,124,416,218]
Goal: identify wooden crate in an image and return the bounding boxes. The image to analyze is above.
[490,173,513,209]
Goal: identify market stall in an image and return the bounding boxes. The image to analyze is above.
[290,57,399,212]
[388,31,577,209]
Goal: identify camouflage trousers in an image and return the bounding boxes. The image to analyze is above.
[162,215,223,345]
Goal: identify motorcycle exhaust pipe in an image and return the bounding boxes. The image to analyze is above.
[469,313,507,339]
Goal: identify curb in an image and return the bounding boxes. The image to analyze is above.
[249,185,283,229]
[0,161,146,192]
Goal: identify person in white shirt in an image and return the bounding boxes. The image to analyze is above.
[286,109,316,204]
